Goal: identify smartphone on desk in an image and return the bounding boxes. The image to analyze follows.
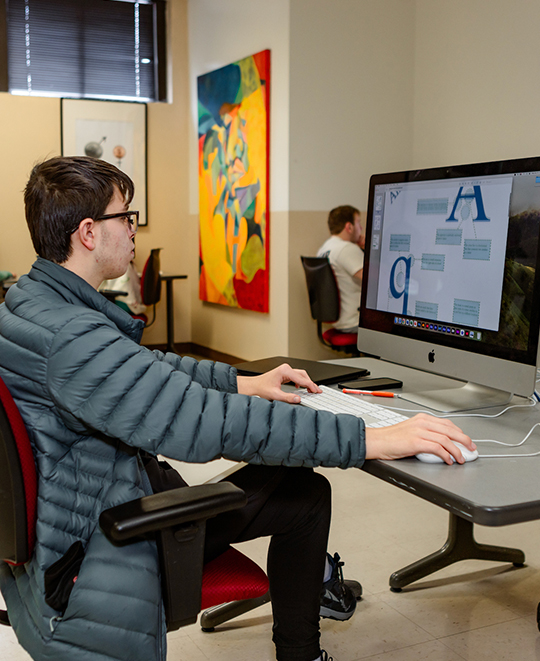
[337,377,403,391]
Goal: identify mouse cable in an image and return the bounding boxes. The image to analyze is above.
[479,449,540,458]
[474,422,540,450]
[368,403,540,455]
[380,396,537,420]
[477,420,540,457]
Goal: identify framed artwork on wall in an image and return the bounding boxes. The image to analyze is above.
[61,99,148,226]
[197,49,270,312]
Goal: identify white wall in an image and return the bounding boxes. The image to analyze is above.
[289,0,415,212]
[413,0,540,168]
[287,0,416,358]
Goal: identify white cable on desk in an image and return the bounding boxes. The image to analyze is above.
[338,381,540,456]
[380,396,537,420]
[478,452,540,458]
[373,397,540,457]
[473,422,540,457]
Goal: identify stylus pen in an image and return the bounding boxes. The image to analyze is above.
[342,389,399,398]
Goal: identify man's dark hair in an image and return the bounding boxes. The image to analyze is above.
[327,205,360,235]
[24,156,135,263]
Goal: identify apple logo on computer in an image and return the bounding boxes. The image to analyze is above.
[428,350,435,363]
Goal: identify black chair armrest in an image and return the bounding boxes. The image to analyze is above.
[99,481,247,630]
[99,482,246,542]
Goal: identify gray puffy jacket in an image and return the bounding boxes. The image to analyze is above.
[0,258,365,660]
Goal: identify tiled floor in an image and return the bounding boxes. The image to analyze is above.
[2,460,540,660]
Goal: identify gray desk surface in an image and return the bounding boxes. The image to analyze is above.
[327,357,540,527]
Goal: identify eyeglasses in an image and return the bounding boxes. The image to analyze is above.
[97,210,139,234]
[68,210,139,234]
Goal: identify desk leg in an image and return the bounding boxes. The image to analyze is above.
[389,513,525,591]
[166,278,176,354]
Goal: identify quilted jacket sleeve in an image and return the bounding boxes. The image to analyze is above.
[46,313,365,469]
[150,349,238,392]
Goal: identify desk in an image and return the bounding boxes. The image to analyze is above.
[328,357,540,590]
[161,274,187,354]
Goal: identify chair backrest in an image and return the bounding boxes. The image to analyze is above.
[300,256,340,323]
[141,248,162,306]
[0,377,37,566]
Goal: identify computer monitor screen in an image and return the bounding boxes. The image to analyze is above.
[359,156,540,412]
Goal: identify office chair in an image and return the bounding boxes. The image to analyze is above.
[100,248,162,326]
[101,248,187,353]
[0,376,269,634]
[300,256,360,356]
[140,248,162,326]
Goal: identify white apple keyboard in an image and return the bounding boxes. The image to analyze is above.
[298,385,408,428]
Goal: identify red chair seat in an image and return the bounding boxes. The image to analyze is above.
[322,328,358,348]
[201,547,269,609]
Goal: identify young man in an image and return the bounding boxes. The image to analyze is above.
[0,157,474,661]
[317,205,366,332]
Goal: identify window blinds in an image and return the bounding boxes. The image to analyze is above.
[6,0,166,102]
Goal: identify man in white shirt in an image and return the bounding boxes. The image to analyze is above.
[317,205,365,332]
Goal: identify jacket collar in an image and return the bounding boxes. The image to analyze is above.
[28,257,145,343]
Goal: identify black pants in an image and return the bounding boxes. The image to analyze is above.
[144,459,332,661]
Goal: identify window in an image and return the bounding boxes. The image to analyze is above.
[2,0,167,102]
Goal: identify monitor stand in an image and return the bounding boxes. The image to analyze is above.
[399,382,514,413]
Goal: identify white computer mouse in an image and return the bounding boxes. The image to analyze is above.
[416,442,479,464]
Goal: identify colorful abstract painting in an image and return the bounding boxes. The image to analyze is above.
[198,49,270,312]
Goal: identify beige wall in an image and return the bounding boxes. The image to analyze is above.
[138,0,191,346]
[288,210,339,360]
[413,0,540,167]
[0,95,60,274]
[0,0,191,348]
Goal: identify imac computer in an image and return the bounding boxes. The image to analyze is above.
[359,156,540,412]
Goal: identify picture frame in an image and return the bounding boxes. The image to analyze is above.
[61,99,148,226]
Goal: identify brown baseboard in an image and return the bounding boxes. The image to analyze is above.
[143,342,244,365]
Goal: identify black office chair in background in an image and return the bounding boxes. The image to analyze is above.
[100,248,162,326]
[139,247,162,326]
[300,256,360,356]
[101,248,187,353]
[141,248,189,353]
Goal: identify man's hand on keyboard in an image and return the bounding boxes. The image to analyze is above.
[237,363,322,404]
[365,413,475,465]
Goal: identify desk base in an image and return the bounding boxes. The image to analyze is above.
[162,274,187,354]
[389,513,525,591]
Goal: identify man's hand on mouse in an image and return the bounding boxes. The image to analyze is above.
[365,413,476,464]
